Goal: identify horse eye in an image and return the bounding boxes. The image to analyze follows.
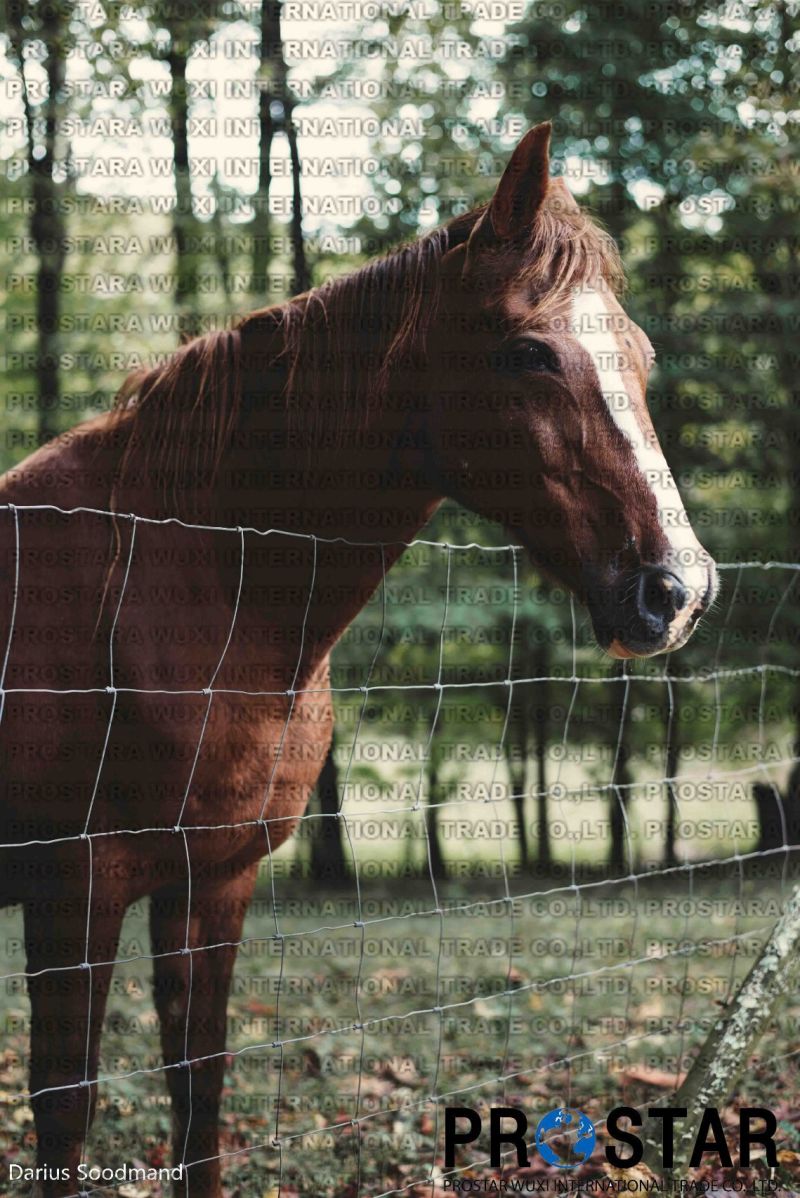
[491,339,559,376]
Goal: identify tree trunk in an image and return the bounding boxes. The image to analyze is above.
[504,693,529,871]
[663,700,680,868]
[309,740,349,882]
[641,882,800,1181]
[286,112,309,293]
[425,750,446,882]
[664,746,679,867]
[257,0,309,296]
[210,177,232,301]
[8,3,71,445]
[251,0,278,298]
[609,667,633,875]
[534,646,551,870]
[753,782,783,854]
[165,42,201,336]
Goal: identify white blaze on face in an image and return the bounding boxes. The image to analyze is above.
[570,284,712,642]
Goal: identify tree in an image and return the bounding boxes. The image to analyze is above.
[503,691,530,871]
[308,734,349,882]
[532,644,553,871]
[150,2,217,335]
[425,739,447,882]
[250,0,309,298]
[6,0,73,444]
[609,667,634,876]
[663,687,681,869]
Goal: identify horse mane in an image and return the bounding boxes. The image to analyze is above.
[111,187,622,508]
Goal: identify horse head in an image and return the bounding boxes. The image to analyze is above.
[427,123,717,657]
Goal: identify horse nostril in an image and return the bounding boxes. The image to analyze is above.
[639,568,688,623]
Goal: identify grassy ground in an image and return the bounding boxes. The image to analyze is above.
[1,865,798,1197]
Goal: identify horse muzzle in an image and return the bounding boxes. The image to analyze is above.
[586,560,718,659]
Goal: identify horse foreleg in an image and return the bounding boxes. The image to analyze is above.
[149,862,259,1198]
[24,891,123,1197]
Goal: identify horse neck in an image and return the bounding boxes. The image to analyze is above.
[216,294,443,664]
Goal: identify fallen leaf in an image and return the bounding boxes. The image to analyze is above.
[616,1064,686,1089]
[603,1160,659,1185]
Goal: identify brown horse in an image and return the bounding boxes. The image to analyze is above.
[0,124,716,1196]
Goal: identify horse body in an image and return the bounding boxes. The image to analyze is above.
[0,124,717,1196]
[0,345,441,1197]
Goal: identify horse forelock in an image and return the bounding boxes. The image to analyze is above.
[499,195,625,332]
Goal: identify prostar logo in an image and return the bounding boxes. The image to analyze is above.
[444,1104,778,1172]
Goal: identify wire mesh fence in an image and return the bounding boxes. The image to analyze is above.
[0,502,798,1196]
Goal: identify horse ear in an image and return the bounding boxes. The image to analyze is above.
[480,122,552,243]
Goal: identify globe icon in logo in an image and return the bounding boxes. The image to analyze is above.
[535,1107,596,1169]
